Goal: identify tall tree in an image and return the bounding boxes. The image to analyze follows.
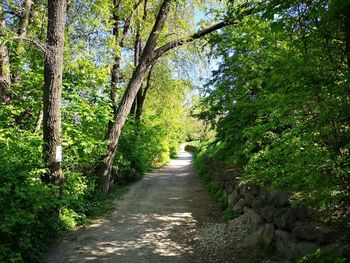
[98,0,230,193]
[43,0,67,184]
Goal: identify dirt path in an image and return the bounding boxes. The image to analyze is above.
[45,149,224,263]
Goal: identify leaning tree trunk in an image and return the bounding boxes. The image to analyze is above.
[42,0,67,185]
[99,62,151,193]
[98,0,172,193]
[98,0,234,193]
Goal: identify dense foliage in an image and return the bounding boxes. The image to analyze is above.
[197,0,350,222]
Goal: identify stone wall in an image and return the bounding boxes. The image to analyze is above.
[208,164,350,260]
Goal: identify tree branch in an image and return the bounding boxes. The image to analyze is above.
[0,36,46,54]
[153,20,238,60]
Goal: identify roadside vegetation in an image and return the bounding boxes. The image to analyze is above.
[195,0,350,225]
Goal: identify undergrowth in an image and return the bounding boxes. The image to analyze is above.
[193,148,237,221]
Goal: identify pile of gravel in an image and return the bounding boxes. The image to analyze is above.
[194,213,253,253]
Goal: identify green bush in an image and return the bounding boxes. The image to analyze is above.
[0,129,60,262]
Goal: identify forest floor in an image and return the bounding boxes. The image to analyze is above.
[45,149,280,263]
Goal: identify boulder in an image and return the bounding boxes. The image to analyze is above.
[292,221,341,244]
[275,230,317,259]
[293,206,310,221]
[243,207,265,227]
[241,223,275,248]
[273,208,298,231]
[244,191,255,208]
[227,189,240,206]
[275,230,293,258]
[233,198,248,214]
[259,205,276,223]
[269,190,289,208]
[241,231,261,248]
[260,223,275,246]
[252,192,269,211]
[241,185,261,197]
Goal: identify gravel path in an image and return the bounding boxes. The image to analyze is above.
[45,149,257,263]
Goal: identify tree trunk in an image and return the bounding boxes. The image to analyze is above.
[13,0,33,84]
[110,0,122,113]
[130,24,143,117]
[98,0,173,193]
[43,0,67,185]
[109,0,138,127]
[0,4,11,104]
[135,64,153,120]
[345,4,350,71]
[99,62,151,193]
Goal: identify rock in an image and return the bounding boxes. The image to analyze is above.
[292,221,340,244]
[273,208,298,231]
[244,192,255,208]
[275,230,317,259]
[269,190,289,208]
[241,223,274,247]
[227,189,240,206]
[252,194,266,211]
[293,206,310,221]
[292,221,321,242]
[233,198,248,214]
[243,207,265,227]
[260,223,275,246]
[244,185,261,197]
[241,231,262,248]
[259,205,276,223]
[275,230,294,258]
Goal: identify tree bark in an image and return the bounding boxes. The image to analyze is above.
[43,0,67,185]
[0,4,11,104]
